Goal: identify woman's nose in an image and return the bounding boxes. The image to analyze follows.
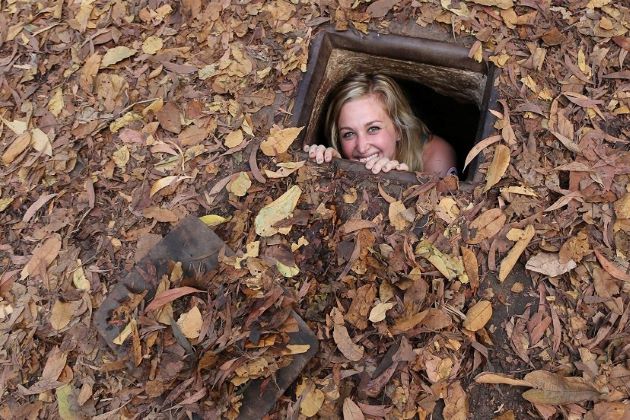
[356,133,369,153]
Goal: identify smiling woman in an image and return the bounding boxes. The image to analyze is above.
[304,73,456,176]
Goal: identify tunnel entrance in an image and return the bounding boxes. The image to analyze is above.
[293,29,499,182]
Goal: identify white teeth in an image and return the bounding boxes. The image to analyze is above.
[358,153,378,163]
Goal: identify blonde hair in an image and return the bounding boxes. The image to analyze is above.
[325,73,430,172]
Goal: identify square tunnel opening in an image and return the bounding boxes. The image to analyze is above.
[293,29,499,182]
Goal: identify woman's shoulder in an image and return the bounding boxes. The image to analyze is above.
[421,134,457,176]
[423,134,453,158]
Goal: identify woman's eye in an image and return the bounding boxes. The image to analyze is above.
[368,126,380,134]
[341,132,354,139]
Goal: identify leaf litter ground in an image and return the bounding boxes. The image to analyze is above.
[0,0,629,419]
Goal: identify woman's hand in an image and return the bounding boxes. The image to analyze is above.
[304,144,340,164]
[364,156,409,174]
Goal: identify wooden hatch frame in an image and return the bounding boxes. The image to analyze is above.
[292,28,500,184]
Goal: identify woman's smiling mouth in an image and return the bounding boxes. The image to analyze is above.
[357,153,380,163]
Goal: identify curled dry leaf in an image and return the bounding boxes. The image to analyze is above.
[388,200,413,231]
[594,249,630,282]
[145,286,203,312]
[150,175,190,197]
[467,208,506,244]
[463,135,501,170]
[2,131,31,164]
[177,306,203,339]
[333,322,364,361]
[460,246,479,289]
[199,214,228,227]
[463,300,492,332]
[264,160,305,178]
[483,144,511,192]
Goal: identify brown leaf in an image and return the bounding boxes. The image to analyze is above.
[463,300,493,331]
[1,132,31,164]
[178,125,208,147]
[443,381,468,420]
[346,284,376,330]
[525,252,576,277]
[612,36,630,52]
[463,135,501,170]
[343,397,365,420]
[145,287,203,312]
[20,234,62,280]
[461,247,479,290]
[421,308,453,330]
[484,144,510,192]
[474,372,532,387]
[391,310,428,334]
[559,231,590,264]
[156,102,182,134]
[142,206,179,223]
[23,193,57,223]
[332,309,364,361]
[522,371,600,404]
[50,299,80,330]
[366,0,397,17]
[79,53,101,93]
[594,249,630,282]
[41,347,68,381]
[467,208,506,244]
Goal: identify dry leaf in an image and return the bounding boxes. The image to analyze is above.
[72,260,90,291]
[145,286,202,312]
[346,283,376,330]
[594,249,630,282]
[559,231,590,264]
[150,175,190,197]
[296,379,325,417]
[468,0,513,9]
[343,398,365,420]
[224,129,244,148]
[177,306,203,339]
[415,240,468,282]
[21,234,62,280]
[50,300,78,331]
[463,300,492,331]
[156,102,182,134]
[443,381,468,420]
[475,372,532,387]
[499,225,535,282]
[467,208,506,244]
[389,200,414,231]
[369,302,396,323]
[112,145,130,168]
[254,185,301,237]
[48,88,64,117]
[199,214,227,227]
[31,128,52,156]
[522,370,601,404]
[142,36,163,55]
[226,172,251,197]
[525,253,576,277]
[264,161,305,178]
[484,144,510,192]
[2,132,31,164]
[101,46,137,68]
[260,126,303,156]
[461,247,479,288]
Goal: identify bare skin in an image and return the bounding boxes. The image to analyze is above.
[304,135,456,177]
[305,94,456,176]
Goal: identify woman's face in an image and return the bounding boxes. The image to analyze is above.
[337,94,398,163]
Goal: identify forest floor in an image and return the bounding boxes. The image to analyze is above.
[0,0,629,419]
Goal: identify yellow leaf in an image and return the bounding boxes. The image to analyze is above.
[2,132,31,164]
[500,185,537,197]
[112,145,130,168]
[469,41,483,63]
[415,240,468,282]
[260,126,303,156]
[177,306,202,339]
[483,144,510,192]
[226,172,251,197]
[109,112,142,133]
[254,185,302,237]
[276,260,299,278]
[101,46,137,68]
[1,117,28,135]
[463,300,493,331]
[489,53,510,67]
[31,128,52,156]
[296,380,325,417]
[199,214,228,227]
[48,88,64,117]
[142,98,164,116]
[113,319,136,345]
[389,200,413,231]
[467,208,506,244]
[264,160,305,178]
[224,129,244,148]
[150,175,189,197]
[291,236,309,252]
[343,187,358,204]
[72,259,90,291]
[142,36,163,55]
[577,48,591,77]
[369,302,396,323]
[197,64,217,80]
[521,75,538,93]
[282,344,311,355]
[0,197,14,212]
[499,225,536,282]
